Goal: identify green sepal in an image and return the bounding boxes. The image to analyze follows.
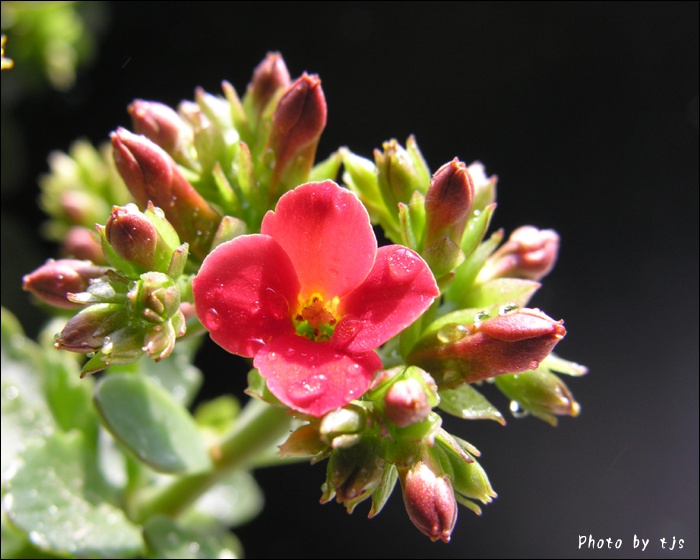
[309,150,342,182]
[438,384,505,425]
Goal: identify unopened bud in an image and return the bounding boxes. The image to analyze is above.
[128,99,192,157]
[266,73,327,196]
[111,128,221,260]
[408,308,566,388]
[479,226,560,282]
[424,158,474,247]
[104,203,184,274]
[23,259,108,309]
[375,139,427,211]
[61,226,106,263]
[495,369,580,426]
[384,379,432,428]
[400,460,458,543]
[54,303,126,352]
[322,439,385,513]
[467,161,497,212]
[247,51,291,118]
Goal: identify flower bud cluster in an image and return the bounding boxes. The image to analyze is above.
[54,270,186,375]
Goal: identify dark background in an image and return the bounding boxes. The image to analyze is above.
[1,2,698,558]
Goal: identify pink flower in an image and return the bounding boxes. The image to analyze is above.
[193,180,439,416]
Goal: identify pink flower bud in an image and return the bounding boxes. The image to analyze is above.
[248,51,291,117]
[424,158,474,247]
[111,128,221,260]
[481,226,560,281]
[400,461,458,543]
[408,308,566,388]
[22,259,108,309]
[384,378,432,427]
[128,99,191,156]
[266,73,327,195]
[61,226,106,263]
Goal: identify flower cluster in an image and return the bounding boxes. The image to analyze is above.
[19,51,587,548]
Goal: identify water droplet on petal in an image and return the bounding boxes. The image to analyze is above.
[205,308,221,330]
[387,248,421,281]
[286,374,327,408]
[264,288,289,321]
[102,336,114,354]
[437,324,469,344]
[498,302,519,315]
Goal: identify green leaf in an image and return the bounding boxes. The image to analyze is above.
[143,516,241,559]
[108,337,203,407]
[95,374,211,474]
[3,432,143,558]
[186,470,264,529]
[439,384,505,425]
[1,308,56,477]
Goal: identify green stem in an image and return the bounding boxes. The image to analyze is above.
[131,399,291,523]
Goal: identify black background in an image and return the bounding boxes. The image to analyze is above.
[1,2,698,558]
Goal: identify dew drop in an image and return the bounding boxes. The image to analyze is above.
[3,385,19,401]
[47,505,58,515]
[498,302,519,315]
[387,248,421,281]
[437,324,469,344]
[286,374,327,408]
[474,311,491,327]
[264,288,289,321]
[188,542,201,554]
[102,336,114,354]
[509,400,529,418]
[205,308,221,330]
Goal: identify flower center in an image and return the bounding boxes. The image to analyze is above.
[294,294,339,341]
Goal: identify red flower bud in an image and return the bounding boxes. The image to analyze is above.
[266,73,327,196]
[128,99,191,156]
[408,308,566,388]
[22,259,108,309]
[424,158,474,247]
[384,378,432,427]
[400,461,458,543]
[111,128,220,260]
[480,226,560,281]
[61,226,106,264]
[248,51,291,117]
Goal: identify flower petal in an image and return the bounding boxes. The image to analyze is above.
[192,234,299,357]
[254,334,380,417]
[261,181,377,299]
[335,245,439,352]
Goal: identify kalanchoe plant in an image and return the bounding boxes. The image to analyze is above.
[3,51,587,557]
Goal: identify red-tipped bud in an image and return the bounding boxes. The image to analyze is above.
[384,378,433,428]
[424,158,474,247]
[22,259,108,309]
[61,226,106,263]
[128,99,191,156]
[400,461,458,543]
[266,73,327,194]
[480,226,560,282]
[248,51,291,117]
[104,202,184,275]
[408,308,566,388]
[111,128,220,260]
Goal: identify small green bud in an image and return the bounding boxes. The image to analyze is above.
[495,368,580,426]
